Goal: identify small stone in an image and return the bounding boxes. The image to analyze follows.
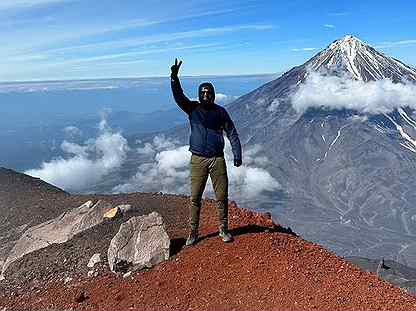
[123,271,132,278]
[75,290,87,303]
[64,277,73,284]
[87,270,95,277]
[104,207,121,219]
[87,253,101,268]
[117,204,132,213]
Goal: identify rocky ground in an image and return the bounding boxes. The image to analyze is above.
[1,201,416,310]
[1,168,416,310]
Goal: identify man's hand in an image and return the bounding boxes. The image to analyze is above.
[171,58,182,78]
[234,159,242,167]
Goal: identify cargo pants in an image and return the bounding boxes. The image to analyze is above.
[190,154,228,232]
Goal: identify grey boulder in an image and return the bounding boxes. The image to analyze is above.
[108,212,170,273]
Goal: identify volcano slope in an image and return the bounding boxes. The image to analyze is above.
[1,169,416,310]
[122,35,416,268]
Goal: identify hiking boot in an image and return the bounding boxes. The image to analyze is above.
[219,229,233,243]
[186,230,198,246]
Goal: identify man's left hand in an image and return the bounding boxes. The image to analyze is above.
[234,159,242,167]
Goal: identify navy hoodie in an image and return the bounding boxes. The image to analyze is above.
[171,76,242,161]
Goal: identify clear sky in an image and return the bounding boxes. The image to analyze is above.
[0,0,415,81]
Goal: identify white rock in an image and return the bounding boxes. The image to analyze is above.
[64,276,73,284]
[117,204,132,213]
[123,271,132,278]
[108,212,170,273]
[87,253,101,268]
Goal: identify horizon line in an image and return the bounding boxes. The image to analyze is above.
[0,72,281,85]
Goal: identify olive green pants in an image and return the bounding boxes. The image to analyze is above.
[190,154,229,232]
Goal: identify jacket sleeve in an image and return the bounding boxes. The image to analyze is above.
[171,75,196,115]
[223,109,242,161]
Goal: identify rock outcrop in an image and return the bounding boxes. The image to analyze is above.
[1,200,112,278]
[107,212,170,273]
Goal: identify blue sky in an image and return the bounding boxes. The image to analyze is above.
[0,0,415,81]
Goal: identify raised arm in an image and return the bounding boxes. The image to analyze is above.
[170,58,196,115]
[223,109,242,167]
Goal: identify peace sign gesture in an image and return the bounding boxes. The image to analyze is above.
[171,58,183,78]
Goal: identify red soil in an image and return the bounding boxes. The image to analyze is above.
[2,199,416,311]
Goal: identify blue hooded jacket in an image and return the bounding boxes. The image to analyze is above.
[171,76,242,161]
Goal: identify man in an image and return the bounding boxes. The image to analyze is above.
[170,58,242,245]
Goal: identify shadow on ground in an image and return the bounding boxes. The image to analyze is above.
[169,224,297,257]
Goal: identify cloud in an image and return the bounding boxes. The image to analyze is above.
[0,0,70,11]
[290,71,416,114]
[137,135,180,155]
[328,12,349,17]
[190,93,238,106]
[46,24,274,55]
[216,93,239,105]
[324,24,335,29]
[292,47,317,52]
[0,22,274,81]
[113,136,280,202]
[63,125,82,138]
[374,39,416,49]
[25,118,129,192]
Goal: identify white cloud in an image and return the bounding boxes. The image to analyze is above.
[190,93,238,105]
[328,12,349,17]
[25,117,129,192]
[137,135,180,155]
[114,136,280,202]
[63,125,82,138]
[291,71,416,114]
[0,0,70,11]
[216,93,239,105]
[324,24,335,29]
[0,23,273,81]
[374,39,416,49]
[292,47,317,52]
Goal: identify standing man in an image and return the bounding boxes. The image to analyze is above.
[170,58,242,245]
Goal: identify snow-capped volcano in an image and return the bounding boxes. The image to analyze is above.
[307,35,416,82]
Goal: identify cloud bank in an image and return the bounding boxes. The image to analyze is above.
[216,93,239,105]
[25,119,129,192]
[114,136,280,202]
[291,71,416,114]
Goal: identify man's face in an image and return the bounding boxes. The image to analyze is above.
[200,86,214,104]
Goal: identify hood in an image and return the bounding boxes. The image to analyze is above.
[198,82,215,105]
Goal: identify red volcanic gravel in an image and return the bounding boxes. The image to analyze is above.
[2,199,416,311]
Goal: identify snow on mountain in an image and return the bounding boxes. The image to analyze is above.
[307,35,416,82]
